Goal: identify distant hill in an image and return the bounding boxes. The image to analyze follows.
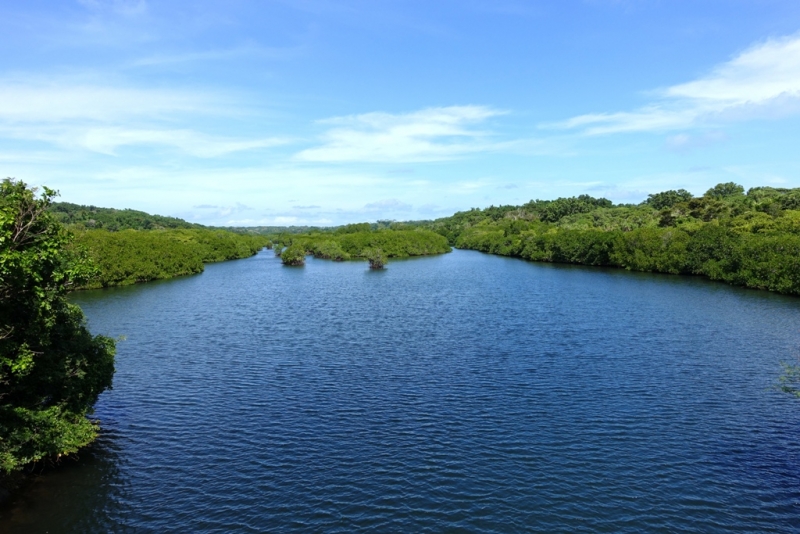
[49,202,427,235]
[49,202,204,231]
[220,225,326,235]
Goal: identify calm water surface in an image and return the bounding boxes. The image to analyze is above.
[2,249,800,532]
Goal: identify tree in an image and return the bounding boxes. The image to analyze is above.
[645,189,693,210]
[1,179,115,474]
[363,247,386,269]
[280,243,306,266]
[705,182,744,199]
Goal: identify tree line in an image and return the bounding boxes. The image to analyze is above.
[422,183,800,296]
[72,229,269,289]
[273,228,451,267]
[44,202,270,289]
[50,202,204,231]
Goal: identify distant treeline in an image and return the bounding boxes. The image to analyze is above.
[422,183,800,296]
[276,225,451,265]
[50,202,203,231]
[223,219,427,236]
[48,183,800,295]
[47,203,270,289]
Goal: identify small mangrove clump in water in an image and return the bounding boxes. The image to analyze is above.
[363,247,386,269]
[281,243,306,266]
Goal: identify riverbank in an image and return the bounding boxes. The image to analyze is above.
[425,185,800,297]
[72,229,270,289]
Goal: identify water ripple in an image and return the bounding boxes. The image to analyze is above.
[2,250,800,533]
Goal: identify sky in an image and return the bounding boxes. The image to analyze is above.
[2,1,800,226]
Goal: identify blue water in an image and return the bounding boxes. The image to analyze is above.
[2,249,800,532]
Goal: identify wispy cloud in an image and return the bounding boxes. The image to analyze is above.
[0,82,214,122]
[128,44,303,68]
[295,105,505,163]
[0,79,287,157]
[547,33,800,135]
[72,128,287,157]
[665,131,728,152]
[77,0,148,17]
[363,198,413,211]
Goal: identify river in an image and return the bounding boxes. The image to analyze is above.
[2,249,800,532]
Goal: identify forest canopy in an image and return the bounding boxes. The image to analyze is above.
[45,203,270,289]
[421,184,800,296]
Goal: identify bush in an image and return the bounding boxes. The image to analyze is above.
[363,248,386,269]
[1,179,115,474]
[281,243,306,266]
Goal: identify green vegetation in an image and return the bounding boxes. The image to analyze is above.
[363,248,386,269]
[277,228,450,267]
[46,201,270,289]
[1,180,115,476]
[50,202,202,231]
[424,184,800,296]
[73,229,269,288]
[280,243,307,266]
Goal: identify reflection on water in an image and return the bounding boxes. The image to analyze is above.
[2,250,800,533]
[1,431,126,533]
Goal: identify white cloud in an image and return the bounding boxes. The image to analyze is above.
[666,35,800,103]
[363,198,413,211]
[548,33,800,135]
[77,0,148,17]
[296,105,505,163]
[0,80,287,157]
[665,130,728,152]
[74,128,287,157]
[0,82,215,122]
[128,44,303,68]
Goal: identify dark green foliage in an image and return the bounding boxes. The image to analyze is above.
[522,230,618,266]
[705,182,745,199]
[280,244,306,266]
[45,200,271,289]
[222,225,323,236]
[285,229,450,261]
[557,206,659,231]
[74,230,204,288]
[536,195,613,223]
[610,228,691,274]
[422,183,800,296]
[426,208,500,245]
[49,202,201,231]
[363,248,386,269]
[645,189,693,210]
[335,222,372,234]
[308,240,350,261]
[72,229,268,289]
[1,179,115,474]
[781,191,800,211]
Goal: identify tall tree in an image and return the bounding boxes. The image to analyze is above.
[1,179,115,474]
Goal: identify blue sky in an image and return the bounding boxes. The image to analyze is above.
[3,1,800,226]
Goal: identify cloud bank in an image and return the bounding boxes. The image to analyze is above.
[548,33,800,135]
[0,80,285,157]
[296,105,504,163]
